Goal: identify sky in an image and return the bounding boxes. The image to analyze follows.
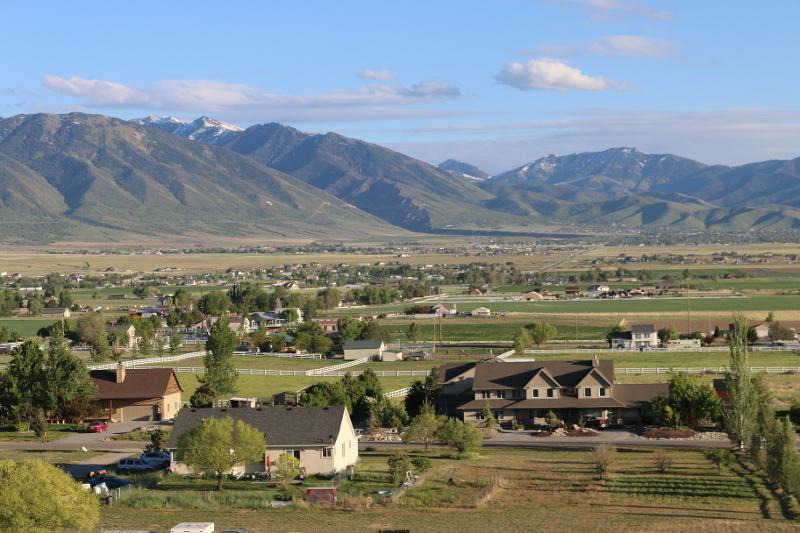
[1,0,799,173]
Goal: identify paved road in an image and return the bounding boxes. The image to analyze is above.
[0,421,152,453]
[62,451,135,479]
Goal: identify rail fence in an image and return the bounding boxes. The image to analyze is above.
[143,366,431,378]
[87,351,207,371]
[384,387,412,399]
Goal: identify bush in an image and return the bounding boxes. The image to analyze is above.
[411,456,432,473]
[704,448,733,473]
[388,452,412,485]
[592,444,615,479]
[654,450,672,474]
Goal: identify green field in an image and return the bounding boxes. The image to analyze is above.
[0,318,59,337]
[175,373,419,400]
[98,446,799,532]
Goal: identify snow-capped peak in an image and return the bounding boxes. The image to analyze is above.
[132,115,243,144]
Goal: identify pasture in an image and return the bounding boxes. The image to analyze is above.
[98,446,799,532]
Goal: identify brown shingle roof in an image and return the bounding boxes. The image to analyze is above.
[631,324,656,334]
[472,360,614,390]
[167,406,347,448]
[90,368,182,400]
[612,383,669,407]
[439,362,476,384]
[458,397,626,410]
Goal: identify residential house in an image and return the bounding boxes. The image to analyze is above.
[42,307,71,319]
[188,316,217,336]
[90,364,183,422]
[343,339,385,360]
[521,290,544,301]
[250,311,288,330]
[609,324,658,350]
[274,306,304,324]
[311,317,339,333]
[106,324,137,350]
[470,307,492,318]
[586,285,610,298]
[455,358,666,426]
[666,338,702,350]
[752,323,770,339]
[167,406,358,476]
[228,316,251,335]
[564,286,581,298]
[432,303,457,317]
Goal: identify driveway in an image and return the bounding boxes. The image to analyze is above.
[61,451,136,479]
[0,421,152,453]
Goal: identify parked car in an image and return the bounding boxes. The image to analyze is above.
[140,451,171,468]
[581,416,607,430]
[86,420,109,433]
[89,475,132,489]
[117,458,156,473]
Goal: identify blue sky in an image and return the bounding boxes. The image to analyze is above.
[2,0,799,172]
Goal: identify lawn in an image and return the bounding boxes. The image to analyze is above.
[380,318,610,341]
[99,446,799,532]
[0,449,100,463]
[517,350,800,369]
[140,354,341,371]
[0,318,59,337]
[0,423,85,442]
[176,373,420,400]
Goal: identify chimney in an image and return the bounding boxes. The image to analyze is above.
[116,362,126,384]
[592,354,598,368]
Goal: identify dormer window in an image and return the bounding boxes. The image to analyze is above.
[546,388,554,398]
[584,387,592,397]
[599,388,606,397]
[532,388,540,398]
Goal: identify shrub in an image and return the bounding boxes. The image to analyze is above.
[704,448,733,473]
[411,456,432,473]
[654,450,672,474]
[388,452,412,485]
[592,444,615,479]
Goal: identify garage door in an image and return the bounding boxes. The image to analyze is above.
[121,404,157,422]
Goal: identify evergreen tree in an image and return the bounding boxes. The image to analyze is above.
[722,314,758,449]
[202,317,238,398]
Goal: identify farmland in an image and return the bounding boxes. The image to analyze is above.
[98,446,799,532]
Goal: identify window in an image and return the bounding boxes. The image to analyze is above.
[599,388,606,397]
[532,388,539,398]
[494,411,504,420]
[481,390,490,399]
[497,390,506,399]
[323,447,333,458]
[476,410,484,420]
[584,387,592,397]
[546,388,554,398]
[286,449,301,460]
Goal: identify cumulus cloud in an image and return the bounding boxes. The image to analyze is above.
[358,68,394,81]
[542,0,672,21]
[495,59,614,91]
[41,75,461,119]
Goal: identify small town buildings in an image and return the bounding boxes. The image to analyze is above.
[752,323,771,339]
[90,365,183,422]
[167,406,358,476]
[470,306,492,318]
[564,286,581,298]
[586,285,610,298]
[228,316,251,334]
[42,307,71,318]
[188,316,217,336]
[666,338,702,350]
[451,358,666,426]
[343,339,385,360]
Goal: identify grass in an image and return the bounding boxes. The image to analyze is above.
[517,350,800,369]
[0,423,84,442]
[0,318,59,337]
[99,446,799,532]
[177,373,420,400]
[0,449,101,463]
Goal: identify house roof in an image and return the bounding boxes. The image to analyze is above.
[472,360,615,390]
[439,362,476,384]
[343,339,384,350]
[106,324,134,333]
[90,368,182,400]
[458,397,627,410]
[631,324,656,334]
[612,383,669,406]
[167,406,348,448]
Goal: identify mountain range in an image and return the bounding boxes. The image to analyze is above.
[0,111,799,244]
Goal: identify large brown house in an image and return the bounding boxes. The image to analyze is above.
[442,358,666,426]
[90,364,183,422]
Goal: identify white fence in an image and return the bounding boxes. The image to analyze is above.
[87,351,207,371]
[144,366,431,378]
[522,346,800,355]
[384,387,412,399]
[495,350,516,361]
[620,366,800,375]
[306,357,370,376]
[233,351,322,360]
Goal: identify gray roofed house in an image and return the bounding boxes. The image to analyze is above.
[455,358,666,427]
[343,339,385,360]
[168,405,358,476]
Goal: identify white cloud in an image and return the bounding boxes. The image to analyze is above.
[495,59,614,91]
[385,108,800,173]
[542,0,672,21]
[41,75,461,120]
[587,35,679,58]
[358,68,394,81]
